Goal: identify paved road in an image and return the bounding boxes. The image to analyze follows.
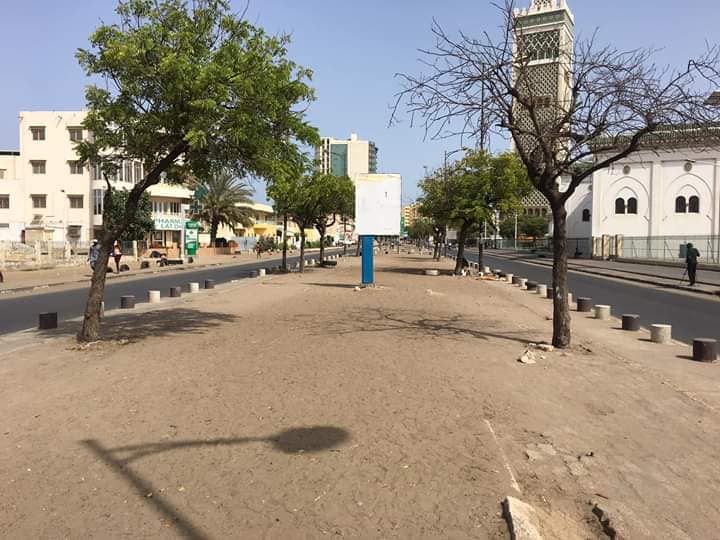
[459,249,720,345]
[0,251,343,335]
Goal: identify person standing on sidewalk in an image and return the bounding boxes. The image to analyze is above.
[87,240,100,271]
[686,242,701,286]
[112,241,123,273]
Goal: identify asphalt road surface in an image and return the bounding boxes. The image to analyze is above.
[0,250,343,335]
[459,249,720,345]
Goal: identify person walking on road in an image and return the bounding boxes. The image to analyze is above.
[686,242,701,286]
[88,239,100,271]
[112,241,123,273]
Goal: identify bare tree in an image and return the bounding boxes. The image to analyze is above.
[392,0,720,347]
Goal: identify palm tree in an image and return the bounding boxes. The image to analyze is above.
[193,171,255,246]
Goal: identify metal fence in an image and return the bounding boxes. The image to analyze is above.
[622,236,720,264]
[492,237,592,258]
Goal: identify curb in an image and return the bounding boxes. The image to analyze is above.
[502,496,543,540]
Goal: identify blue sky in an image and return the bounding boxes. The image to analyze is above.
[0,0,718,203]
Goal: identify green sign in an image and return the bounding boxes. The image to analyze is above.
[400,215,406,236]
[185,220,200,256]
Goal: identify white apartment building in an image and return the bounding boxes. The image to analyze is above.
[316,132,378,182]
[0,111,191,250]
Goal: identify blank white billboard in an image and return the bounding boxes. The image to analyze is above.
[355,174,402,236]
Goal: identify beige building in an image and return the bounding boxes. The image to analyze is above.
[213,202,319,247]
[402,202,420,228]
[316,133,378,182]
[0,111,191,248]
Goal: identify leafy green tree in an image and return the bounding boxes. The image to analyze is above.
[520,216,549,245]
[73,0,317,341]
[105,190,154,242]
[193,171,254,246]
[267,154,307,271]
[499,216,516,240]
[311,175,354,263]
[418,172,453,260]
[407,218,434,243]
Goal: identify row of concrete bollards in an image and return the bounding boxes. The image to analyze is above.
[37,254,344,331]
[489,267,718,363]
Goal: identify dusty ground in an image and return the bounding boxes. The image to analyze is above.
[1,253,719,539]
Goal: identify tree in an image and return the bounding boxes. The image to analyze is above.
[419,150,530,274]
[287,173,353,272]
[393,1,720,346]
[407,218,434,243]
[311,175,354,263]
[520,216,548,246]
[74,0,317,341]
[418,172,452,261]
[193,171,254,246]
[105,190,154,242]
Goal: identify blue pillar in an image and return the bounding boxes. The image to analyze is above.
[361,235,374,285]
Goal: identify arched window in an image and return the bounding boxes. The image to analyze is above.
[582,209,591,222]
[615,198,626,214]
[688,196,700,213]
[627,197,638,215]
[675,196,687,213]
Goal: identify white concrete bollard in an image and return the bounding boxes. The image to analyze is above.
[425,269,439,276]
[518,278,528,290]
[148,290,161,304]
[505,273,514,284]
[568,292,574,305]
[483,266,491,274]
[536,284,548,297]
[651,324,672,344]
[189,282,200,293]
[258,268,266,277]
[594,305,611,320]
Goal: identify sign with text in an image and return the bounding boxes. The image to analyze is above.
[355,174,402,236]
[153,216,184,230]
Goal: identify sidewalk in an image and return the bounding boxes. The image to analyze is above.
[0,249,329,294]
[2,253,719,538]
[477,249,720,296]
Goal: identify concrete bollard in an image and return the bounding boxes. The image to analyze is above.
[120,295,135,309]
[568,292,574,304]
[622,314,640,331]
[259,268,266,277]
[147,290,161,304]
[577,297,592,312]
[505,273,514,283]
[526,281,538,291]
[100,301,105,318]
[249,270,259,278]
[170,286,182,298]
[483,266,491,274]
[293,262,300,269]
[651,324,672,344]
[536,284,548,297]
[188,282,200,293]
[38,312,58,330]
[546,287,554,299]
[693,339,718,362]
[518,278,528,290]
[425,269,439,276]
[204,279,215,289]
[512,276,520,285]
[594,304,611,320]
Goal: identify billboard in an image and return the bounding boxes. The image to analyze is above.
[355,174,402,236]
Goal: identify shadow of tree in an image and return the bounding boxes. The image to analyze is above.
[296,307,533,345]
[40,308,238,344]
[305,282,358,289]
[378,266,453,277]
[82,426,350,540]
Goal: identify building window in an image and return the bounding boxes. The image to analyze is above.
[30,126,46,141]
[69,195,84,209]
[582,209,590,222]
[69,161,84,175]
[152,201,163,214]
[92,162,103,181]
[68,127,83,142]
[32,195,47,209]
[169,202,181,214]
[688,196,700,213]
[615,198,626,214]
[627,197,638,215]
[0,195,9,209]
[675,196,687,213]
[124,161,133,183]
[31,160,46,174]
[0,169,5,180]
[134,162,142,184]
[93,189,104,215]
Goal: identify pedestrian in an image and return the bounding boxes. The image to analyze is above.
[685,242,700,286]
[88,239,100,271]
[255,241,262,259]
[112,241,123,273]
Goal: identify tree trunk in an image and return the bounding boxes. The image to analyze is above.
[210,218,219,247]
[318,225,325,262]
[551,204,571,348]
[454,225,469,275]
[282,213,288,271]
[77,234,113,342]
[478,237,484,270]
[299,230,306,273]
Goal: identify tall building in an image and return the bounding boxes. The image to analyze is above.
[402,202,420,228]
[0,111,191,248]
[316,133,378,181]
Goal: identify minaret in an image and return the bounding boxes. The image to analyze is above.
[512,0,575,153]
